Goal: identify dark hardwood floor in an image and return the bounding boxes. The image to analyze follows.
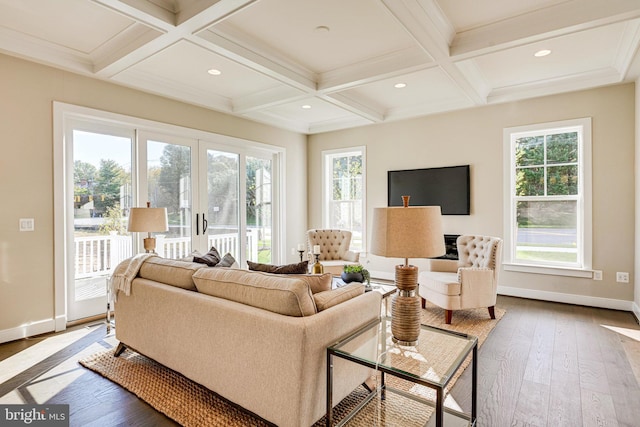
[1,296,639,426]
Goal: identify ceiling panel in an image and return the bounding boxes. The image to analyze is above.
[339,67,472,112]
[468,23,626,89]
[117,40,283,99]
[0,0,134,54]
[220,0,418,73]
[436,0,565,32]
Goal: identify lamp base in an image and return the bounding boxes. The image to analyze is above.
[143,237,157,253]
[391,264,421,345]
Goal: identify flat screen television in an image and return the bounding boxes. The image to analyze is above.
[387,165,470,215]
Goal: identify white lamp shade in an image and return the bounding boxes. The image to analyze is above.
[370,205,445,259]
[127,207,168,233]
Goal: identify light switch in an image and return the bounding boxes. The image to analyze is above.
[19,218,35,232]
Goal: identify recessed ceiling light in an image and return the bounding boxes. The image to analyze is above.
[534,49,551,57]
[207,68,222,75]
[394,83,407,89]
[301,104,312,109]
[315,25,330,33]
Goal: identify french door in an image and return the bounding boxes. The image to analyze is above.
[67,124,134,321]
[198,142,274,264]
[64,123,277,322]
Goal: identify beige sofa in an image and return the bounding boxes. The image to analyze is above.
[113,257,382,427]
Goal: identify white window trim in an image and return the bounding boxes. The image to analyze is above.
[321,146,366,252]
[502,118,593,278]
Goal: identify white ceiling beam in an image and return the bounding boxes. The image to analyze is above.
[381,0,487,105]
[91,0,257,76]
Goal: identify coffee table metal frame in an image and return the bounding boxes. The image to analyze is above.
[326,316,478,427]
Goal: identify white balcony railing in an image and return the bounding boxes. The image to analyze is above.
[74,230,259,279]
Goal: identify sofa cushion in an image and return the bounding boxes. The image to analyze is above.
[419,271,461,296]
[138,257,205,291]
[313,283,365,312]
[286,273,332,294]
[247,260,308,274]
[193,268,317,317]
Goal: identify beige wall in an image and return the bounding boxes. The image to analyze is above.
[0,54,307,336]
[309,83,635,304]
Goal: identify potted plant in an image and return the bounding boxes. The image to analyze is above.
[341,264,370,285]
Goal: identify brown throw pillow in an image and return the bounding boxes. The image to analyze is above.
[193,247,221,267]
[247,260,309,274]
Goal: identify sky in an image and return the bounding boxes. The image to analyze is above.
[73,130,166,169]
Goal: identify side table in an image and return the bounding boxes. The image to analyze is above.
[326,316,478,427]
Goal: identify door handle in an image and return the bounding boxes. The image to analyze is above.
[196,213,200,236]
[202,214,208,234]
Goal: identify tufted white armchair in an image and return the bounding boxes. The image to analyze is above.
[418,235,503,324]
[306,229,360,275]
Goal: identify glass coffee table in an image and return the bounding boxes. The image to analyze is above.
[326,316,478,427]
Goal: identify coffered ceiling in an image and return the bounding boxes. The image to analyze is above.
[2,0,640,134]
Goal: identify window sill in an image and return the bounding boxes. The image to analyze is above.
[503,263,593,278]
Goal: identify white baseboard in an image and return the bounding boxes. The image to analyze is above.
[498,286,634,311]
[633,302,640,324]
[0,318,56,345]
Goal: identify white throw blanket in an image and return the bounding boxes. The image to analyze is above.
[109,253,157,300]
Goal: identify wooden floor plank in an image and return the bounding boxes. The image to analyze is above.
[511,379,550,427]
[580,389,619,427]
[548,368,583,427]
[523,314,555,386]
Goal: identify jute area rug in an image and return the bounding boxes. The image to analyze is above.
[79,303,504,426]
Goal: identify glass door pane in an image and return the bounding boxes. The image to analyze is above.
[205,150,240,261]
[70,130,132,321]
[247,156,272,263]
[146,140,193,259]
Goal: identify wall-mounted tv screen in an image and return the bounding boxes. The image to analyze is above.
[388,165,470,215]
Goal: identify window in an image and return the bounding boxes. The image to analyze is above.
[503,118,592,276]
[322,147,366,252]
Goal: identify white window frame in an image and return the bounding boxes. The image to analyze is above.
[321,146,366,252]
[503,118,593,278]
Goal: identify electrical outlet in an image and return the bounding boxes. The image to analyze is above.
[616,272,629,283]
[593,270,602,280]
[19,218,34,232]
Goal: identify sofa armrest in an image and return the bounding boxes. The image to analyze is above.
[343,250,360,262]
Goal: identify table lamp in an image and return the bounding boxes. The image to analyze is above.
[370,196,445,345]
[127,202,168,253]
